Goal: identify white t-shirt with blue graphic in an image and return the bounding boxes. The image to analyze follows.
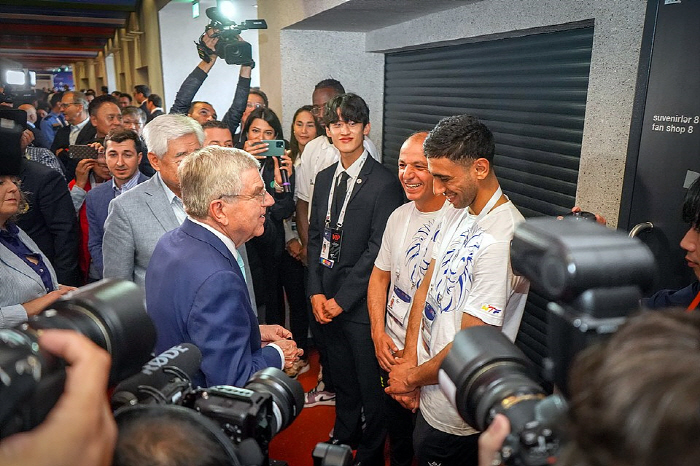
[418,200,529,436]
[375,201,447,349]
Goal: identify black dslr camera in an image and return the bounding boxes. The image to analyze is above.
[440,218,657,466]
[0,280,156,439]
[197,3,267,66]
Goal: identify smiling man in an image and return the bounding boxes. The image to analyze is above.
[385,115,529,466]
[145,146,302,388]
[85,128,148,281]
[307,93,404,464]
[367,131,446,466]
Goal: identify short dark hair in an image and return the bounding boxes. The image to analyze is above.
[104,128,142,154]
[249,88,268,107]
[147,94,163,107]
[201,120,229,130]
[121,105,147,123]
[240,107,284,142]
[134,84,151,97]
[563,310,700,466]
[323,93,369,127]
[119,92,133,102]
[88,94,120,116]
[423,115,495,164]
[683,177,700,230]
[85,88,96,96]
[315,78,345,95]
[188,100,213,115]
[49,92,63,108]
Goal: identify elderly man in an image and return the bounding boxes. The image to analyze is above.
[51,90,96,181]
[146,146,302,387]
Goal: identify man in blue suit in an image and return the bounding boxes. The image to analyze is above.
[145,146,302,388]
[86,128,149,281]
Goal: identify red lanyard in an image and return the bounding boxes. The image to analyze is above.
[686,290,700,312]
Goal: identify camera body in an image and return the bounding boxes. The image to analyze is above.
[199,7,267,66]
[440,218,657,465]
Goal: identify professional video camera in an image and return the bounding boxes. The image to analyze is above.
[197,1,267,66]
[0,279,156,439]
[439,218,657,466]
[112,345,349,466]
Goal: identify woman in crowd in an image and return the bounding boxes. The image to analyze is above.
[289,105,323,164]
[0,175,75,328]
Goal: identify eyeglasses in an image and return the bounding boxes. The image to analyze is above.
[59,102,80,108]
[246,102,264,109]
[220,190,269,204]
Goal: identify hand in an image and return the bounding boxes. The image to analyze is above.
[572,206,607,225]
[22,286,75,317]
[0,330,117,466]
[385,358,416,395]
[20,129,34,151]
[299,245,308,266]
[274,338,303,369]
[393,388,420,412]
[259,324,292,343]
[286,238,303,260]
[202,29,219,58]
[372,330,399,372]
[243,139,269,158]
[310,294,329,324]
[322,298,343,322]
[87,142,104,156]
[74,158,98,187]
[478,414,511,466]
[271,154,293,189]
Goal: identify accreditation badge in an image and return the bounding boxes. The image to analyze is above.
[320,226,343,269]
[421,291,439,353]
[387,285,412,329]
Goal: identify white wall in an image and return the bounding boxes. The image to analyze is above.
[158,0,260,115]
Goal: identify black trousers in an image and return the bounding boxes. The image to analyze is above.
[383,384,416,466]
[279,252,309,352]
[324,318,386,465]
[305,266,334,391]
[413,410,479,466]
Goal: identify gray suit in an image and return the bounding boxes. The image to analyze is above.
[102,174,257,310]
[0,226,59,328]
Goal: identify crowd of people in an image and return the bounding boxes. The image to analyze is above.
[1,30,700,466]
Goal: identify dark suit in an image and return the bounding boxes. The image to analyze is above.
[50,120,97,182]
[147,108,164,123]
[85,172,149,280]
[146,219,282,388]
[308,155,404,464]
[28,122,50,149]
[17,159,81,286]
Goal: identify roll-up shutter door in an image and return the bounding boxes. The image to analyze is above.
[382,26,594,384]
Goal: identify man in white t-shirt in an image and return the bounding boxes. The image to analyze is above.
[367,131,446,466]
[386,115,529,466]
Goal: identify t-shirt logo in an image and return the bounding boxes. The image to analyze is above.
[405,220,436,288]
[481,304,502,315]
[434,227,484,313]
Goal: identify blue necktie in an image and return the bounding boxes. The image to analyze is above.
[236,254,247,282]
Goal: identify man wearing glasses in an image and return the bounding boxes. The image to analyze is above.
[50,91,96,166]
[145,146,302,388]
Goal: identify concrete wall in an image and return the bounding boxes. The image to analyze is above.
[159,0,261,114]
[259,0,647,226]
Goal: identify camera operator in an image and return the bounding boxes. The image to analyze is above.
[478,309,700,466]
[169,29,251,138]
[0,329,116,466]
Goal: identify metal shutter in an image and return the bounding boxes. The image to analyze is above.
[382,26,594,384]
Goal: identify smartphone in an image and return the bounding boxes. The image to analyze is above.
[257,139,286,157]
[68,144,99,160]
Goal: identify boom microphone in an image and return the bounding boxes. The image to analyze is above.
[111,343,202,409]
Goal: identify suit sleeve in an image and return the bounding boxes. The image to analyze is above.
[103,199,136,281]
[169,66,207,115]
[221,75,251,137]
[189,270,282,387]
[334,179,404,314]
[38,169,80,285]
[85,191,104,279]
[306,172,325,297]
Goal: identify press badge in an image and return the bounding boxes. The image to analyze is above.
[320,227,343,268]
[420,292,439,353]
[387,285,412,328]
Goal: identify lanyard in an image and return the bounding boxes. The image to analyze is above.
[432,187,503,302]
[324,154,367,229]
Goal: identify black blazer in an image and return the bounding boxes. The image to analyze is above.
[17,159,81,286]
[307,156,404,324]
[147,109,164,123]
[50,121,97,182]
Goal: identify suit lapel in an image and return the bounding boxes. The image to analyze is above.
[347,156,375,205]
[144,176,180,231]
[181,220,239,274]
[0,243,46,289]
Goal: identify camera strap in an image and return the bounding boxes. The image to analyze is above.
[687,290,700,312]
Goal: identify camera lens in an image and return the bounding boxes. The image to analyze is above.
[441,326,543,431]
[244,367,304,435]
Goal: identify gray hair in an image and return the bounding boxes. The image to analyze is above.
[143,114,204,159]
[178,146,260,220]
[64,91,89,112]
[121,105,147,124]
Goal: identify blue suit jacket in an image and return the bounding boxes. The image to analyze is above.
[145,219,281,387]
[85,172,149,279]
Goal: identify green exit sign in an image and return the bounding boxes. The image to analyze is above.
[192,0,200,19]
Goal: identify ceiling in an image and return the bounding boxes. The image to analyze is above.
[288,0,476,32]
[0,0,140,71]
